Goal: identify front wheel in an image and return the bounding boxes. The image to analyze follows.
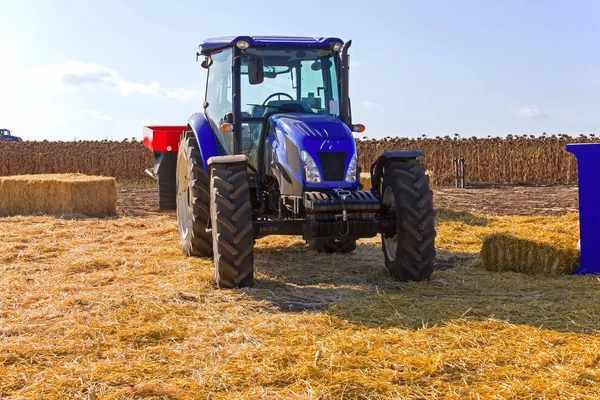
[381,159,436,281]
[209,160,254,288]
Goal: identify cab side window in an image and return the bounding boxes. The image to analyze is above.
[205,49,233,154]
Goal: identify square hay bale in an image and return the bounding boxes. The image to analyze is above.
[481,233,580,275]
[360,172,372,191]
[0,174,117,217]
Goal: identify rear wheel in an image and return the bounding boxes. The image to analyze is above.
[176,131,212,256]
[210,161,254,288]
[381,159,435,281]
[309,238,357,253]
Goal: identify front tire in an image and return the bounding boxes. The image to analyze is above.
[176,131,212,256]
[210,161,254,288]
[381,159,436,281]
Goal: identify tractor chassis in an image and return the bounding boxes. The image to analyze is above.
[252,204,396,240]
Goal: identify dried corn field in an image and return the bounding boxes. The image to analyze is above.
[358,134,598,185]
[0,140,153,180]
[1,134,598,184]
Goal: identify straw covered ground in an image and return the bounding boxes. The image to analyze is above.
[1,186,599,399]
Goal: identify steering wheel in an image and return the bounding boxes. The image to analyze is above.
[262,92,294,106]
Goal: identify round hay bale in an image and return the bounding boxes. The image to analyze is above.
[0,174,117,217]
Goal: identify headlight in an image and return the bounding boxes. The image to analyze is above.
[345,152,358,183]
[301,151,322,183]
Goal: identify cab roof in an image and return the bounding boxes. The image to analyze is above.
[199,36,344,55]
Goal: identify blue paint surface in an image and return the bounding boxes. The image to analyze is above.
[270,113,358,189]
[199,36,343,55]
[187,113,219,171]
[567,143,600,275]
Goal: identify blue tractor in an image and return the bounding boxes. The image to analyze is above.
[0,129,22,142]
[175,36,435,288]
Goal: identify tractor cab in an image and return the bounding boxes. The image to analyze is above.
[196,37,359,193]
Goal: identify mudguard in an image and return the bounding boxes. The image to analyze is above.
[369,150,426,199]
[187,113,219,171]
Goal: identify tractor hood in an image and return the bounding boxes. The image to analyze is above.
[271,114,352,142]
[269,113,358,189]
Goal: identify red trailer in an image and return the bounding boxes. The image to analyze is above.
[142,126,186,210]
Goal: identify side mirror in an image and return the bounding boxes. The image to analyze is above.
[311,59,333,71]
[247,55,264,85]
[201,58,213,69]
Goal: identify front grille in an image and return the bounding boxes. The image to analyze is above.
[318,152,346,181]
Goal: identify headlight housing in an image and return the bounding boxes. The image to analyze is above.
[345,152,358,183]
[301,151,322,183]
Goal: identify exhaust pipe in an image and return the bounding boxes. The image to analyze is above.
[340,40,352,127]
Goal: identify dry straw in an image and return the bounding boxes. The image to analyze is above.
[1,209,599,398]
[482,233,580,275]
[0,174,117,217]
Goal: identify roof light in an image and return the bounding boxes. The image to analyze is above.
[352,124,366,133]
[332,42,343,52]
[236,40,250,50]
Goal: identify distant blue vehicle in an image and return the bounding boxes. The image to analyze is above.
[152,36,436,288]
[0,129,21,141]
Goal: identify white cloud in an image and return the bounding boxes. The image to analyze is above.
[79,110,115,121]
[167,87,200,101]
[140,119,164,126]
[510,105,548,118]
[0,61,196,101]
[115,80,163,97]
[360,100,384,110]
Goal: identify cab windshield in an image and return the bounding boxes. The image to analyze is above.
[241,48,339,118]
[239,48,340,166]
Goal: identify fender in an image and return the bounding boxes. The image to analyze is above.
[369,150,426,198]
[187,113,219,171]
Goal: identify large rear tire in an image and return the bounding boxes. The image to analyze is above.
[381,159,436,281]
[309,238,357,253]
[176,131,212,256]
[210,161,254,288]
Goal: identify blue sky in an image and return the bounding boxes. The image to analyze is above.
[0,0,598,141]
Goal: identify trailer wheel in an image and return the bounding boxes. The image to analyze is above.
[309,238,356,253]
[210,162,254,288]
[176,131,212,256]
[381,159,436,281]
[158,175,176,210]
[157,153,177,210]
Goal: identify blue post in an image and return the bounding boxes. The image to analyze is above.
[567,143,600,275]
